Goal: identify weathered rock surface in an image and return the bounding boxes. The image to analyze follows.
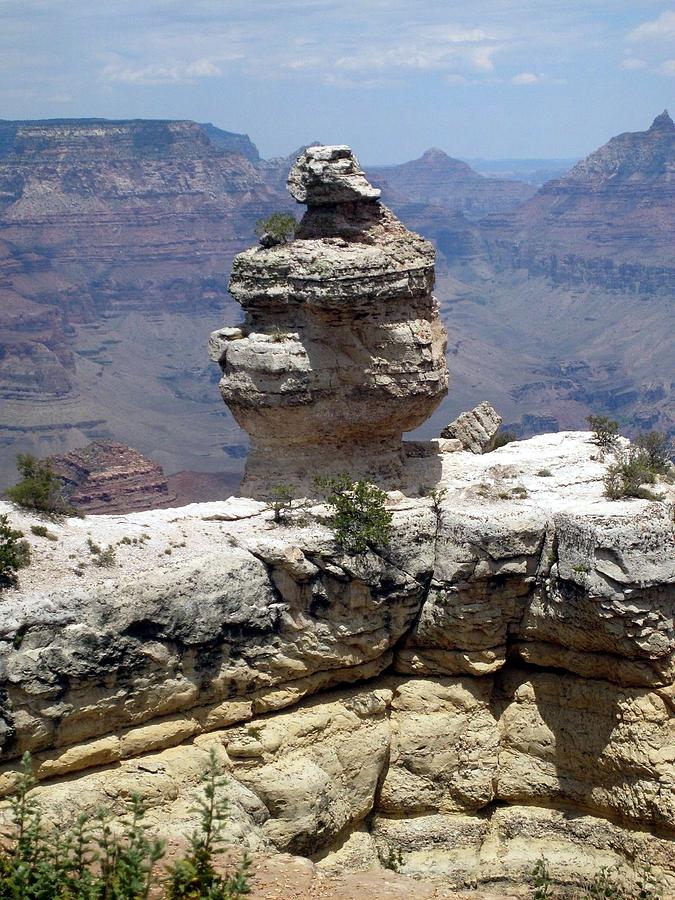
[210,145,449,496]
[0,117,290,489]
[49,441,176,514]
[0,432,673,891]
[440,401,503,453]
[287,144,381,205]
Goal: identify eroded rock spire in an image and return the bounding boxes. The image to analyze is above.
[210,145,449,497]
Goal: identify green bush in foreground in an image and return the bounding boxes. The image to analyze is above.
[315,474,393,554]
[5,453,74,517]
[0,750,250,899]
[0,514,31,589]
[530,856,663,899]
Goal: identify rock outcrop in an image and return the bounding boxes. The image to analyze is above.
[1,432,673,893]
[49,441,176,514]
[367,148,536,220]
[210,146,449,497]
[440,401,502,453]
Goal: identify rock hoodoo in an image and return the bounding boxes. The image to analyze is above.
[209,145,449,497]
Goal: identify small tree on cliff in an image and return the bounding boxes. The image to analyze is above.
[255,212,296,246]
[0,514,31,588]
[315,475,393,554]
[5,453,74,517]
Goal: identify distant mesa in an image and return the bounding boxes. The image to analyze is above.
[49,441,176,514]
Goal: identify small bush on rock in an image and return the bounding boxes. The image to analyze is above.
[30,524,58,541]
[0,514,31,589]
[5,453,74,517]
[604,447,664,501]
[530,856,663,899]
[267,484,294,524]
[255,212,296,246]
[633,430,673,475]
[315,475,393,554]
[0,750,250,899]
[587,415,620,450]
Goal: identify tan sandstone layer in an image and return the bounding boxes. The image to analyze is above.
[0,432,673,894]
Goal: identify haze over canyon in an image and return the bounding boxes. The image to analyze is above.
[0,112,672,489]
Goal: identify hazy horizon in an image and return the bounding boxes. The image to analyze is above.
[2,1,675,164]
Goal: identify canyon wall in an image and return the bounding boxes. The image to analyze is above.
[1,432,673,892]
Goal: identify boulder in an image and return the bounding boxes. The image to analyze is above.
[440,401,502,453]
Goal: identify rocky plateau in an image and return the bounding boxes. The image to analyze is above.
[0,140,674,896]
[0,431,674,896]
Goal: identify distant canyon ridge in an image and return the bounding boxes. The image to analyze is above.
[0,114,672,490]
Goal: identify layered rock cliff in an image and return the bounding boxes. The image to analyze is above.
[49,441,177,514]
[368,148,536,220]
[0,432,673,893]
[483,111,675,292]
[0,118,291,488]
[210,145,449,496]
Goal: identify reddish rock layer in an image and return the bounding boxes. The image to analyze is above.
[50,441,176,514]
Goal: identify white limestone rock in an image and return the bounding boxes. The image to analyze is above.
[287,145,381,205]
[440,400,503,453]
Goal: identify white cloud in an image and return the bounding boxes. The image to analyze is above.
[511,71,540,85]
[620,57,647,70]
[659,58,675,75]
[628,10,675,42]
[470,45,496,72]
[101,57,225,85]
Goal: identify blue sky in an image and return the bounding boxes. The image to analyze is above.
[2,0,674,162]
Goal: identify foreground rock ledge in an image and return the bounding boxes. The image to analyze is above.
[0,432,674,892]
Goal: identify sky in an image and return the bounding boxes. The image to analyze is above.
[1,0,675,163]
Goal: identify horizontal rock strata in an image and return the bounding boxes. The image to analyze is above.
[0,432,673,891]
[49,441,176,514]
[210,146,449,497]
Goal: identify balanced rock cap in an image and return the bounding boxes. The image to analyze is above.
[287,144,381,206]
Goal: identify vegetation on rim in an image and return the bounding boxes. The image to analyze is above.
[0,750,250,899]
[315,474,393,554]
[5,453,75,518]
[0,513,31,589]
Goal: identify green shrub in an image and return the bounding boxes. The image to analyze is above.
[87,538,116,567]
[0,750,250,899]
[633,431,673,474]
[530,857,663,900]
[30,524,58,541]
[315,475,393,554]
[166,749,251,899]
[493,430,517,450]
[268,484,294,523]
[0,514,31,588]
[604,448,664,501]
[587,415,620,450]
[255,212,296,245]
[532,857,552,900]
[5,453,74,517]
